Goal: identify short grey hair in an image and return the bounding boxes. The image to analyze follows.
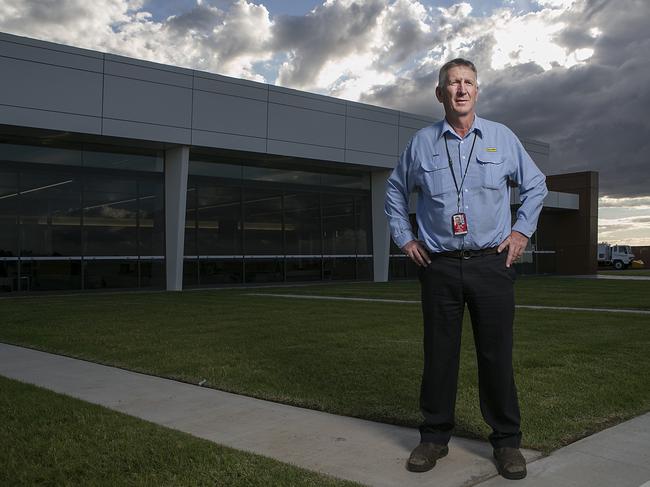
[438,58,478,87]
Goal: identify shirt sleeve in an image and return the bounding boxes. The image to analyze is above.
[509,136,548,238]
[385,140,418,249]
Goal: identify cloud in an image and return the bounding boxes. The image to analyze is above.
[598,213,650,246]
[360,0,650,200]
[600,196,650,210]
[273,0,385,89]
[0,0,273,81]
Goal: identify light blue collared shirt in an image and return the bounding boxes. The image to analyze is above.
[385,116,548,252]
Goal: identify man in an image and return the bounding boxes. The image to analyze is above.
[384,58,547,480]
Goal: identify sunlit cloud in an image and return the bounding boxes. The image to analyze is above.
[600,196,650,210]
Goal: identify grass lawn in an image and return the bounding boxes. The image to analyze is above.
[252,275,650,310]
[598,269,650,277]
[0,376,359,487]
[1,276,649,455]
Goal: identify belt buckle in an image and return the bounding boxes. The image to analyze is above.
[461,249,471,260]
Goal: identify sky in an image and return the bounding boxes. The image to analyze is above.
[1,0,649,246]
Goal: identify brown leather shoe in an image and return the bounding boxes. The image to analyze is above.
[493,447,527,480]
[406,442,449,472]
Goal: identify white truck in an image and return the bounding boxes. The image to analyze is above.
[597,243,635,270]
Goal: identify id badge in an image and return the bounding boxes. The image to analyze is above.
[452,212,468,236]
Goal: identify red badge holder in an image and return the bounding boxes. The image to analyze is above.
[452,212,468,236]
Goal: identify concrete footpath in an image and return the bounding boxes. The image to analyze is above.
[1,343,649,487]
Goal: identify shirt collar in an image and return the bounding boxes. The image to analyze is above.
[440,115,484,140]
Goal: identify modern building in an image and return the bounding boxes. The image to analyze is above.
[0,32,594,294]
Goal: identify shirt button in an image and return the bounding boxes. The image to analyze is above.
[464,189,468,192]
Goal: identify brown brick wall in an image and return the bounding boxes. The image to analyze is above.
[536,171,598,275]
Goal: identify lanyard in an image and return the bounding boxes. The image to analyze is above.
[444,131,477,211]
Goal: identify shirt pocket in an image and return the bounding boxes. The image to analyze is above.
[420,156,450,196]
[475,154,507,190]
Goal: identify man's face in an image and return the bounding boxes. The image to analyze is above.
[435,65,478,118]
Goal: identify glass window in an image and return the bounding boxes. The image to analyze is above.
[323,257,356,280]
[243,166,321,186]
[0,170,18,259]
[84,259,139,289]
[83,150,163,172]
[199,258,243,285]
[0,142,165,292]
[322,193,356,255]
[355,195,372,256]
[184,185,198,258]
[389,255,417,280]
[356,257,373,281]
[244,258,284,283]
[183,258,199,287]
[83,176,138,257]
[244,189,283,255]
[137,179,165,258]
[0,143,82,167]
[321,172,370,190]
[286,257,321,282]
[138,258,165,288]
[284,192,321,256]
[19,171,82,258]
[20,259,82,291]
[198,185,242,256]
[0,261,18,292]
[189,161,242,180]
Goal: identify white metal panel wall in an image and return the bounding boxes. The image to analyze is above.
[345,103,399,168]
[102,55,193,144]
[267,86,346,162]
[0,35,103,134]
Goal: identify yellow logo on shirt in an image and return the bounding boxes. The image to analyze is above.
[486,147,497,152]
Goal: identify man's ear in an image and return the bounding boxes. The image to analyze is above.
[435,86,443,102]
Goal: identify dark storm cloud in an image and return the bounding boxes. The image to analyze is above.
[363,0,650,199]
[371,0,438,70]
[273,0,385,87]
[3,0,88,24]
[362,70,440,117]
[165,3,226,34]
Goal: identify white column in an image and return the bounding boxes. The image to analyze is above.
[371,170,392,282]
[164,146,189,291]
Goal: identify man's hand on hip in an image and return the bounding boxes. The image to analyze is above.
[498,231,529,268]
[402,240,431,267]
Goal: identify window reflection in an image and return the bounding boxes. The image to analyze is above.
[184,158,373,285]
[285,192,321,256]
[323,193,356,256]
[19,172,82,258]
[83,177,138,257]
[244,189,283,256]
[0,142,165,292]
[198,185,242,256]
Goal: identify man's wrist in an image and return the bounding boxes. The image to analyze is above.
[511,222,532,239]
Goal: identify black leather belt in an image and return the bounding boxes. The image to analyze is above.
[438,247,499,259]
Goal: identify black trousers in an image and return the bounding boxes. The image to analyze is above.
[417,251,522,449]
